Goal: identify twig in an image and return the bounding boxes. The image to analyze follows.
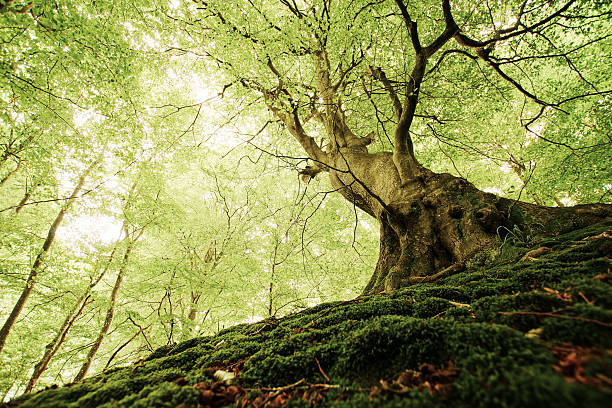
[104,323,152,370]
[448,301,471,308]
[250,379,340,393]
[256,379,306,392]
[498,311,612,328]
[248,320,277,336]
[578,292,593,305]
[404,262,465,285]
[315,357,330,382]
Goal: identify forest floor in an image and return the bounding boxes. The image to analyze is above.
[4,221,612,408]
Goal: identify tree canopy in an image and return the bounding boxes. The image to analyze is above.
[0,0,610,400]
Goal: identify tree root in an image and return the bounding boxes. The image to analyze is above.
[404,262,465,285]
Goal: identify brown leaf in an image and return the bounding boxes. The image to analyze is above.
[199,390,214,404]
[397,370,420,386]
[550,343,612,391]
[269,394,285,408]
[174,377,188,386]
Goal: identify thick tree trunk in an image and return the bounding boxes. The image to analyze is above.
[0,159,99,354]
[327,151,611,295]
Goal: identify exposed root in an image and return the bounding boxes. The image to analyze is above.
[404,262,465,285]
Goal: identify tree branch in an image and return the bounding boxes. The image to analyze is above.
[392,0,459,185]
[394,0,421,52]
[368,66,402,121]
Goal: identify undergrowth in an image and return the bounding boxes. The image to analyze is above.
[4,221,611,408]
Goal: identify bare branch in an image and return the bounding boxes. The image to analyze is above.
[368,66,402,120]
[394,0,421,52]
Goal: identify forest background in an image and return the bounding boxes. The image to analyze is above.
[0,0,609,401]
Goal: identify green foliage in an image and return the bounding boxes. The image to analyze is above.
[0,0,610,403]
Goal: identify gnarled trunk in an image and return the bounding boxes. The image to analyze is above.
[327,151,610,294]
[242,0,611,296]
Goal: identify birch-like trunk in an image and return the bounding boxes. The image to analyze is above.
[0,159,99,354]
[25,241,121,392]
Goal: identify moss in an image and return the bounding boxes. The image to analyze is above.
[540,304,612,347]
[7,221,611,408]
[108,383,200,408]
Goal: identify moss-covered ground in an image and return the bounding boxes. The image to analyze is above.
[5,222,612,408]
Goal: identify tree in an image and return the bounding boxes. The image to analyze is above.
[0,157,100,354]
[164,0,611,293]
[71,222,142,382]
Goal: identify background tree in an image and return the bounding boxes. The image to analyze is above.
[0,157,100,353]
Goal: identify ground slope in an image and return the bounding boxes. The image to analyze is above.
[5,221,612,408]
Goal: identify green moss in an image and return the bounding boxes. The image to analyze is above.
[8,222,612,408]
[107,383,200,408]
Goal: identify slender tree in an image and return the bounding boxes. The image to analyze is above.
[0,158,100,353]
[24,238,123,392]
[73,222,145,382]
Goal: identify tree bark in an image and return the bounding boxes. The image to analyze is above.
[25,241,121,392]
[239,0,611,295]
[0,157,20,187]
[25,295,91,392]
[0,158,99,354]
[73,238,134,382]
[326,151,611,294]
[187,291,201,322]
[14,191,31,214]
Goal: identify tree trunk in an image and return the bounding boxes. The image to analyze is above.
[326,151,611,295]
[0,157,20,187]
[187,291,201,322]
[73,239,134,382]
[25,295,91,392]
[15,191,31,214]
[25,242,120,392]
[0,159,99,354]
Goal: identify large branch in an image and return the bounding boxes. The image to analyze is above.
[368,66,402,121]
[479,0,575,47]
[423,0,458,57]
[253,91,328,165]
[451,1,581,108]
[392,0,457,185]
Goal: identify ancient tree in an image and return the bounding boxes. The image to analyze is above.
[171,0,611,293]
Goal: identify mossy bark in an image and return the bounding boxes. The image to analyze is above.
[327,151,611,295]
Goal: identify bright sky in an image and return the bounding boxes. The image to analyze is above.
[57,214,124,254]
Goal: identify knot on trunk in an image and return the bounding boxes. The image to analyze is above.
[452,177,472,190]
[475,205,505,232]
